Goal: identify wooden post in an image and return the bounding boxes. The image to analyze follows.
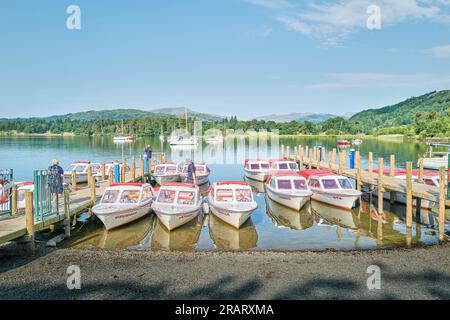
[293,146,297,161]
[121,159,127,183]
[378,158,384,215]
[332,148,337,163]
[109,168,114,186]
[87,166,93,187]
[131,156,136,181]
[356,152,362,191]
[342,150,347,169]
[12,184,18,215]
[25,191,35,253]
[439,167,446,242]
[406,162,413,229]
[281,145,285,159]
[418,158,424,183]
[140,157,145,182]
[71,170,77,191]
[299,145,303,160]
[390,155,395,177]
[429,146,433,158]
[89,168,96,204]
[64,188,71,237]
[339,152,344,174]
[147,158,152,175]
[328,151,332,163]
[286,146,290,160]
[368,152,373,174]
[101,163,106,181]
[313,146,317,162]
[305,146,309,161]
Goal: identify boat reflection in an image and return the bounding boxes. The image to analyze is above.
[150,214,204,251]
[71,215,153,250]
[311,200,360,229]
[244,176,266,194]
[265,196,314,231]
[208,214,258,251]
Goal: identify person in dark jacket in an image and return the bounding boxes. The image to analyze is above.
[49,159,64,195]
[186,159,197,184]
[144,145,153,159]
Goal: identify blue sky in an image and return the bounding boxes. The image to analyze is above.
[0,0,449,119]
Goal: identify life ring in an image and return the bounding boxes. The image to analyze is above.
[0,181,8,205]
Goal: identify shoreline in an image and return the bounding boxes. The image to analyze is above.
[1,243,449,299]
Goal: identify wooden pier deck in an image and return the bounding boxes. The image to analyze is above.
[0,166,149,246]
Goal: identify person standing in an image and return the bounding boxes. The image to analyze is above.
[144,145,153,159]
[49,159,64,195]
[186,159,197,185]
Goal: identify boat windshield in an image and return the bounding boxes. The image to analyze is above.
[166,166,177,173]
[157,189,176,203]
[17,190,26,202]
[196,166,206,173]
[102,190,121,204]
[261,163,270,169]
[322,179,339,189]
[293,179,307,190]
[278,163,289,170]
[289,163,298,170]
[425,179,438,187]
[236,189,252,202]
[250,164,260,170]
[277,179,292,190]
[68,165,86,173]
[119,190,141,204]
[216,189,233,202]
[178,191,195,205]
[338,179,353,189]
[156,166,166,175]
[141,187,153,201]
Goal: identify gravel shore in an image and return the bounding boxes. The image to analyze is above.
[0,243,449,300]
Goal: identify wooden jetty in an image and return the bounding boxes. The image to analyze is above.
[282,144,449,241]
[0,154,165,250]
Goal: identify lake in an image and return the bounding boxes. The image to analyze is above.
[1,134,446,251]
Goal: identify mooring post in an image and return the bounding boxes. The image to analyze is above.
[71,170,77,191]
[109,168,114,186]
[342,150,347,170]
[87,166,93,188]
[439,166,446,242]
[131,156,136,181]
[12,184,18,215]
[356,152,362,191]
[339,152,343,174]
[368,152,373,175]
[406,162,413,229]
[281,145,285,159]
[25,191,35,254]
[64,188,71,238]
[305,146,309,161]
[101,163,106,181]
[349,149,355,169]
[378,158,384,215]
[122,159,127,183]
[114,161,120,184]
[286,146,290,160]
[332,148,337,163]
[418,158,424,183]
[140,156,144,182]
[147,158,152,176]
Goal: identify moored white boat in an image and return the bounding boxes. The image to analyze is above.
[269,159,300,172]
[422,155,448,170]
[63,161,101,184]
[180,162,211,185]
[265,171,312,211]
[151,182,203,231]
[243,159,271,182]
[16,181,34,210]
[300,169,361,210]
[92,183,155,230]
[152,163,181,185]
[208,181,258,228]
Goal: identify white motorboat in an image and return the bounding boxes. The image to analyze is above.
[180,162,211,186]
[96,162,129,178]
[16,181,34,210]
[300,169,361,210]
[265,171,312,211]
[243,159,271,182]
[208,181,258,229]
[92,183,155,230]
[269,159,300,172]
[64,161,101,184]
[152,163,181,185]
[420,143,449,170]
[152,182,203,231]
[422,155,448,170]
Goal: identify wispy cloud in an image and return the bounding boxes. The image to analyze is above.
[304,73,450,89]
[246,0,450,46]
[427,44,450,58]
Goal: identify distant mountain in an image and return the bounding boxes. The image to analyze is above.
[2,108,223,122]
[254,112,343,123]
[350,90,450,127]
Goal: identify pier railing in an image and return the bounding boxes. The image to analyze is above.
[33,170,60,222]
[0,169,14,216]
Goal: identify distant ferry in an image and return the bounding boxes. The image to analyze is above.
[113,135,136,142]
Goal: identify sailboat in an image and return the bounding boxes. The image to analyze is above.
[169,108,198,146]
[113,120,136,142]
[159,125,165,142]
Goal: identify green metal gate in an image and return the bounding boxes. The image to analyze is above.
[0,169,13,216]
[33,170,60,222]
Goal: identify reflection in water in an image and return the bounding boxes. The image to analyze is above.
[265,196,314,231]
[149,214,204,251]
[71,215,153,250]
[312,201,360,230]
[244,177,266,194]
[208,214,258,251]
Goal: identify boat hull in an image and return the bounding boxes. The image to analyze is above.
[153,206,202,231]
[266,187,311,211]
[180,173,210,185]
[243,169,268,182]
[209,202,256,229]
[63,173,89,184]
[153,174,181,185]
[311,191,359,210]
[93,204,152,231]
[422,157,448,170]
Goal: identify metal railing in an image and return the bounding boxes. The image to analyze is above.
[0,169,14,216]
[33,170,60,222]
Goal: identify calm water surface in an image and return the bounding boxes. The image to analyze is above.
[1,135,447,251]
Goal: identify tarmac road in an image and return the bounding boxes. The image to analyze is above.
[0,243,449,300]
